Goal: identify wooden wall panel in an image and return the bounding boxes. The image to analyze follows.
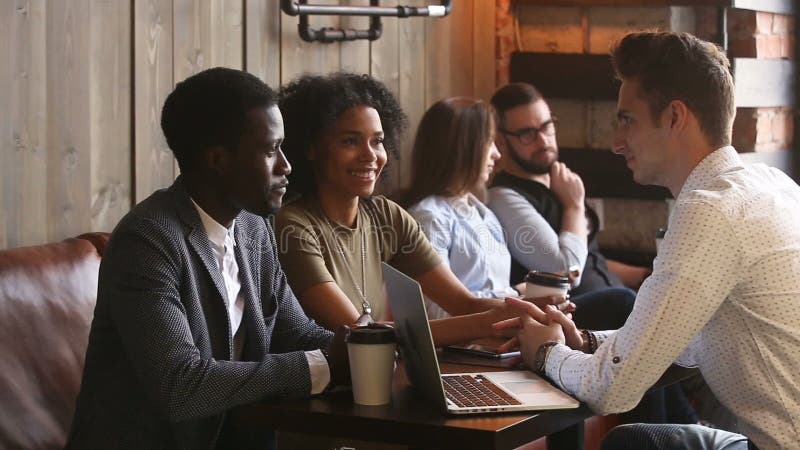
[134,0,174,202]
[244,0,281,88]
[0,4,7,247]
[1,0,48,248]
[171,0,243,76]
[370,0,402,195]
[1,0,498,248]
[397,0,428,189]
[426,1,474,102]
[89,0,132,234]
[473,0,497,103]
[173,0,211,80]
[46,0,92,240]
[280,0,340,83]
[340,0,371,75]
[209,0,243,69]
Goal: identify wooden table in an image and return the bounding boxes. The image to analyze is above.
[236,360,697,450]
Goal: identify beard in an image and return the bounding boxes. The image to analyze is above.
[507,145,557,175]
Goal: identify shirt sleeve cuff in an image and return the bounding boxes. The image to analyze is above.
[305,350,331,395]
[557,231,588,270]
[593,330,616,348]
[544,343,579,391]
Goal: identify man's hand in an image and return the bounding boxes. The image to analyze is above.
[492,296,574,327]
[491,299,578,353]
[516,314,565,370]
[482,295,570,336]
[328,325,351,388]
[543,305,584,351]
[549,162,585,210]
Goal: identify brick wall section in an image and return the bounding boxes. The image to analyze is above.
[693,6,719,43]
[509,6,695,147]
[494,5,697,252]
[726,10,795,152]
[495,5,795,253]
[727,10,795,59]
[732,106,795,152]
[498,6,796,153]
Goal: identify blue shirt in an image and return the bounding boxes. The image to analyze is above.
[408,195,518,319]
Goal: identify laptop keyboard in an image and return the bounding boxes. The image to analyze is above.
[442,374,521,408]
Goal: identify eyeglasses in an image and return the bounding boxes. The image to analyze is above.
[499,118,558,145]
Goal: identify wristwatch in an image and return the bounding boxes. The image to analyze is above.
[533,342,559,375]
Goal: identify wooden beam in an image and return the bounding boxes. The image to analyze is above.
[733,58,795,107]
[559,148,671,200]
[509,52,618,101]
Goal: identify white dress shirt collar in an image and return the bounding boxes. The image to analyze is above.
[678,146,741,198]
[190,199,236,251]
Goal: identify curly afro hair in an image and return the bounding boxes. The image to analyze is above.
[279,72,407,196]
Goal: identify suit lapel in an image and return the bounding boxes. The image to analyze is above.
[234,222,262,320]
[234,217,271,359]
[172,179,229,307]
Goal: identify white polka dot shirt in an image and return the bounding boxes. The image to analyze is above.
[544,147,800,450]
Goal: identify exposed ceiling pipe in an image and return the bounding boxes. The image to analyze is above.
[281,0,452,43]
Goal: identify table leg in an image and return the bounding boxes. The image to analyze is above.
[545,421,583,450]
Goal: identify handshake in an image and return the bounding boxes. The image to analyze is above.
[492,270,596,372]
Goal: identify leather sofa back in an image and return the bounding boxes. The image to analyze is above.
[0,233,109,450]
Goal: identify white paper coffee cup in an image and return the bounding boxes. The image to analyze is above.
[524,271,570,299]
[346,324,396,406]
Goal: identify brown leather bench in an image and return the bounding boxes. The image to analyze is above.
[0,233,109,449]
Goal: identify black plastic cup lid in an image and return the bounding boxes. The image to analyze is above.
[346,323,396,344]
[524,271,570,289]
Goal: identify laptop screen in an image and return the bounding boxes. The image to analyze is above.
[382,262,448,411]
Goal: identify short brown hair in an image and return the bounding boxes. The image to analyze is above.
[490,82,544,127]
[401,97,495,208]
[611,31,735,147]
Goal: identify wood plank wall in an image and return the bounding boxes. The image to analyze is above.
[0,0,496,249]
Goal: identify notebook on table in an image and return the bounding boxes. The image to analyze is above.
[381,262,579,415]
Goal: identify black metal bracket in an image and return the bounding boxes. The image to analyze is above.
[280,0,452,43]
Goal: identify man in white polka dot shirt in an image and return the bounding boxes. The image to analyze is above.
[503,31,800,450]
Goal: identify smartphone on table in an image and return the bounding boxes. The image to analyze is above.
[443,341,520,359]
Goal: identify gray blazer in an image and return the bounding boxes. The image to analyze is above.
[67,178,332,449]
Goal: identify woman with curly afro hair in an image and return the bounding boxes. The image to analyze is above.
[274,73,563,345]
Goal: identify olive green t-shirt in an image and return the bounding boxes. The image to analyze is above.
[275,195,441,321]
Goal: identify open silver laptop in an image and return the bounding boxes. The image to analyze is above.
[382,262,579,414]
